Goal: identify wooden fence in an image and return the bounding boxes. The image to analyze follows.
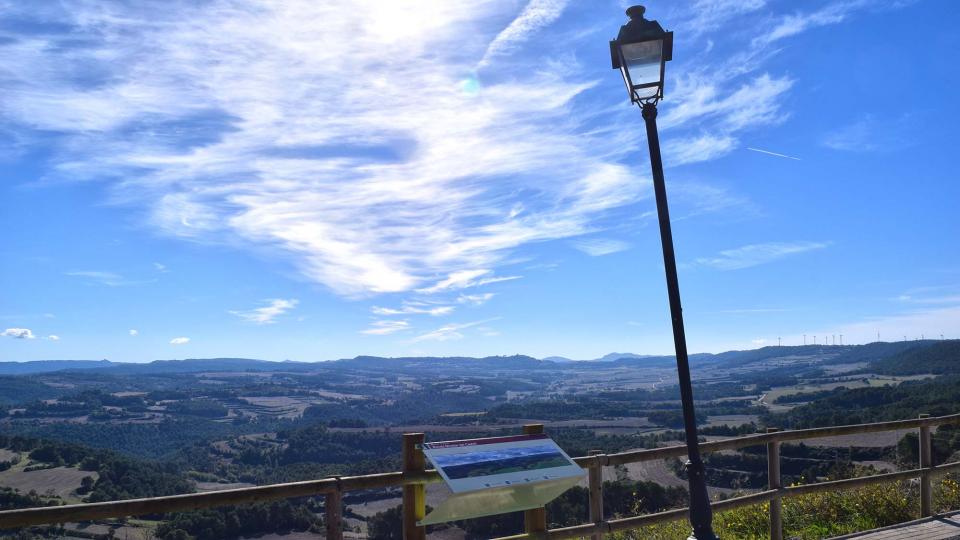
[2,413,960,539]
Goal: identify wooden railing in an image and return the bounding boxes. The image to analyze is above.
[2,413,960,539]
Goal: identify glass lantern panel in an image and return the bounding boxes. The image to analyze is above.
[621,39,662,90]
[632,84,659,100]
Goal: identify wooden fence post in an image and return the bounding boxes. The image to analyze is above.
[402,433,427,540]
[767,427,783,540]
[919,414,932,517]
[588,449,604,540]
[523,424,548,536]
[325,482,343,540]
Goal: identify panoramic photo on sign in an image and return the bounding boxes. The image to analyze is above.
[419,434,584,524]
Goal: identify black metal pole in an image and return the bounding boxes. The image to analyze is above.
[641,101,718,540]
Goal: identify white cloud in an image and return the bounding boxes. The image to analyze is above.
[672,182,753,219]
[64,271,125,286]
[679,0,767,38]
[479,0,568,68]
[361,320,411,336]
[754,1,865,47]
[894,287,960,306]
[822,114,914,152]
[477,326,501,337]
[751,338,767,345]
[64,271,152,287]
[1,2,642,298]
[169,337,190,345]
[458,293,495,306]
[229,298,299,325]
[2,328,36,339]
[798,305,960,346]
[417,270,521,294]
[479,0,567,67]
[664,134,737,166]
[129,329,139,336]
[153,262,168,272]
[571,238,630,257]
[371,304,454,317]
[696,241,830,270]
[410,319,498,343]
[2,1,915,300]
[715,308,789,314]
[661,74,794,132]
[823,116,878,151]
[46,334,60,341]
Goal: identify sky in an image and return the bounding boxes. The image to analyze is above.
[2,0,959,362]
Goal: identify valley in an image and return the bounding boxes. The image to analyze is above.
[1,340,959,539]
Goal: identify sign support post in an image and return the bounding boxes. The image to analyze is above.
[403,433,427,540]
[523,424,548,535]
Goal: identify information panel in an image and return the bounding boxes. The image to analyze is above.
[419,434,584,525]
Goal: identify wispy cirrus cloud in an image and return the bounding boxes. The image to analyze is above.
[822,114,914,152]
[798,304,960,345]
[664,133,737,166]
[410,319,499,343]
[1,1,643,298]
[0,0,913,304]
[672,182,754,219]
[677,0,767,38]
[894,286,960,306]
[458,293,495,306]
[571,238,630,257]
[663,74,795,132]
[361,320,411,336]
[479,0,569,68]
[753,1,867,47]
[658,0,896,164]
[229,299,299,325]
[696,241,830,270]
[169,337,190,345]
[371,303,454,317]
[64,271,153,287]
[417,270,521,294]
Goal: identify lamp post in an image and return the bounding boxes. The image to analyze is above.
[610,6,718,540]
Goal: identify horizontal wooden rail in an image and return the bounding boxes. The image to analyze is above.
[588,412,960,468]
[0,470,442,530]
[490,462,960,540]
[1,413,959,533]
[492,490,780,540]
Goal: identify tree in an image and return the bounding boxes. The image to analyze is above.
[368,505,403,540]
[77,475,95,495]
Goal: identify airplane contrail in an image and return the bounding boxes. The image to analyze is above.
[746,147,802,161]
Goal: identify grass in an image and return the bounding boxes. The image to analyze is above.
[609,475,960,540]
[0,452,97,503]
[762,374,935,408]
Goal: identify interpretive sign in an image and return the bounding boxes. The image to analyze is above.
[419,433,584,525]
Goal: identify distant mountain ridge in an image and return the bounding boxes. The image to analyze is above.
[0,359,113,375]
[1,340,952,376]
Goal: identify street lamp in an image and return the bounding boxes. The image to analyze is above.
[610,6,718,540]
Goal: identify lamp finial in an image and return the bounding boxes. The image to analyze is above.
[626,5,646,20]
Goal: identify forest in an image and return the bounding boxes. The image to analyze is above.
[0,341,958,539]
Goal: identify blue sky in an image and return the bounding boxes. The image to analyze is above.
[2,0,958,362]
